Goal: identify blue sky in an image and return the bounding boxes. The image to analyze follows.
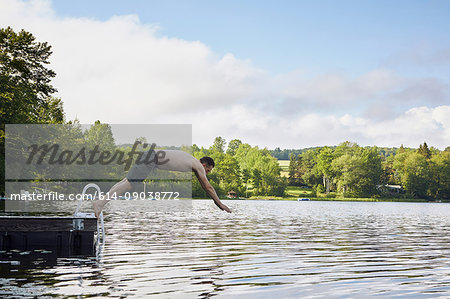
[1,0,449,149]
[51,0,450,75]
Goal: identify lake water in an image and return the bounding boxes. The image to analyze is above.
[1,200,450,298]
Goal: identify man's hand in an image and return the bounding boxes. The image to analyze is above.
[219,203,232,213]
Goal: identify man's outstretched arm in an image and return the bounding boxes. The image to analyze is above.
[194,171,232,213]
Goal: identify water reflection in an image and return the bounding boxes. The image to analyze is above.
[1,200,450,298]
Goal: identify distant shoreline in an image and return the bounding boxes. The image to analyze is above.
[210,197,449,203]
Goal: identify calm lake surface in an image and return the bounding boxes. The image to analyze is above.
[1,200,450,298]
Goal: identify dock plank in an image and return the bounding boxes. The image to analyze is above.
[0,216,97,232]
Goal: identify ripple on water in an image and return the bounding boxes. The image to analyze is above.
[1,200,449,298]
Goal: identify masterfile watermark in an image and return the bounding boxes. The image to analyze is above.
[5,123,192,212]
[26,141,169,171]
[9,191,180,201]
[10,192,86,201]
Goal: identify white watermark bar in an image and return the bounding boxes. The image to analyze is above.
[5,124,192,212]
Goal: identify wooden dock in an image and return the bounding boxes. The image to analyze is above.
[0,215,98,255]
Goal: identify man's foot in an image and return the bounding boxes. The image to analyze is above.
[93,200,103,218]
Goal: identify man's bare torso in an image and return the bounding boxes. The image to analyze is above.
[155,150,198,172]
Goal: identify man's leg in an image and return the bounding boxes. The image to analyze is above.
[93,178,133,217]
[94,149,156,217]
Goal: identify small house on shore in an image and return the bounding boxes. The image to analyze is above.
[377,184,405,194]
[227,190,237,199]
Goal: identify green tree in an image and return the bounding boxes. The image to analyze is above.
[210,136,226,154]
[0,27,64,124]
[84,120,116,151]
[418,142,431,159]
[191,144,208,159]
[334,141,359,157]
[241,168,250,185]
[226,139,242,156]
[301,149,322,187]
[241,168,251,197]
[288,153,297,185]
[234,143,284,196]
[394,152,430,198]
[317,147,334,193]
[251,168,262,194]
[215,154,242,195]
[428,151,450,200]
[288,153,304,186]
[381,155,397,185]
[83,121,118,189]
[1,27,64,194]
[272,147,282,159]
[328,143,382,197]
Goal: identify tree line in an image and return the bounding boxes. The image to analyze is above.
[287,142,449,200]
[271,146,399,160]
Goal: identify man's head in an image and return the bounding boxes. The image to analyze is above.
[200,156,215,174]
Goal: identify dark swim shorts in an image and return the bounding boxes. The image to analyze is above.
[126,150,157,190]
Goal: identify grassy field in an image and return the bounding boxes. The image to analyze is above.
[278,160,289,178]
[285,186,312,197]
[278,160,290,170]
[246,186,313,200]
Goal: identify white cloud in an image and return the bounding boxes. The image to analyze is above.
[191,106,450,149]
[390,78,449,104]
[278,68,401,108]
[1,0,263,121]
[1,0,449,149]
[384,42,450,69]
